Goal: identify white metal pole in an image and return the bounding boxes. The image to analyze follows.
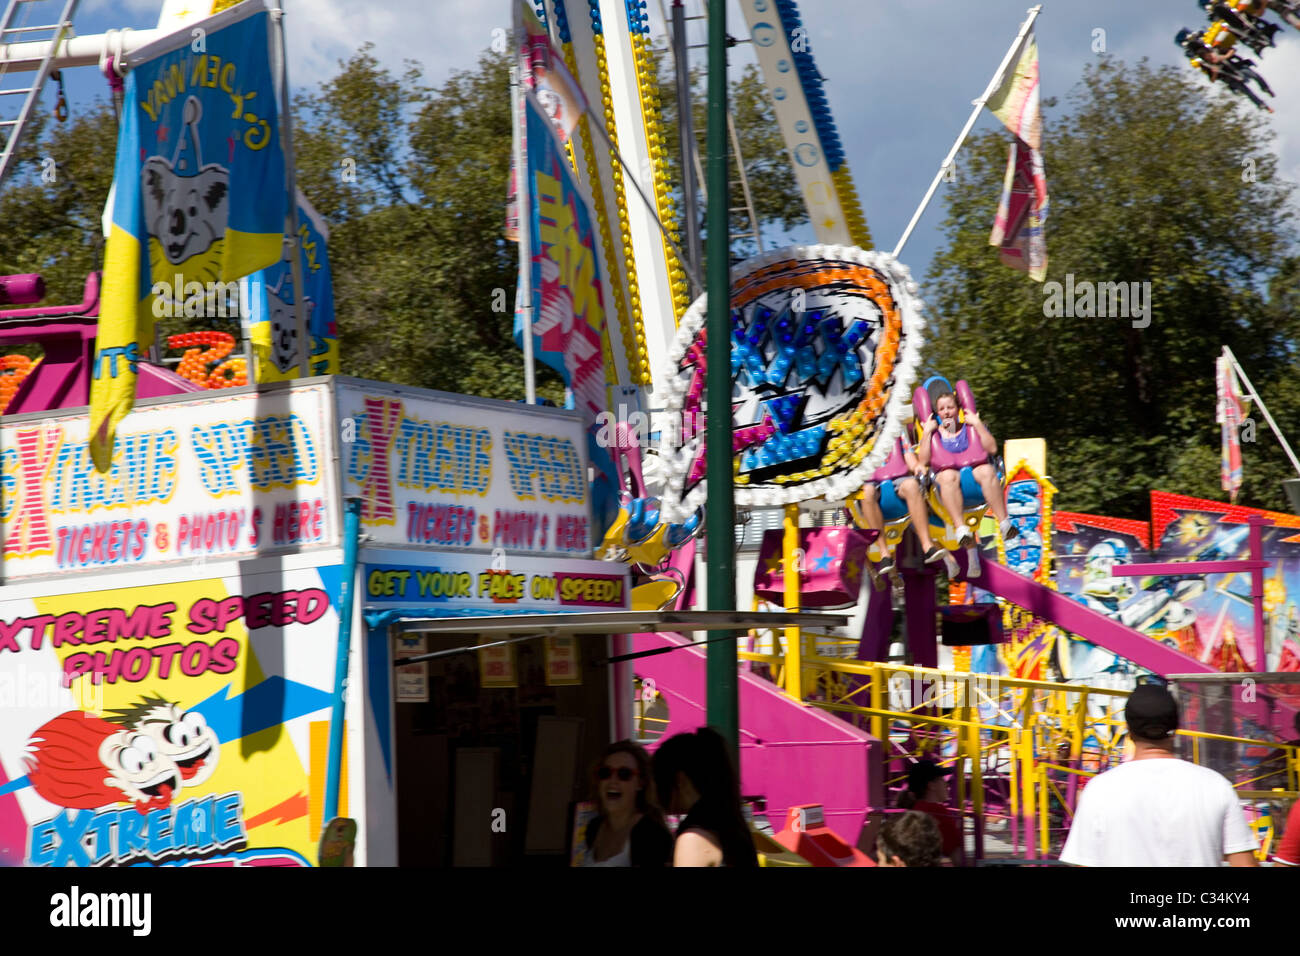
[270,0,309,379]
[512,67,537,405]
[1224,346,1300,477]
[892,5,1042,260]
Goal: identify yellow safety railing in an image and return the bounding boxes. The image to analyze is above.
[737,639,1300,861]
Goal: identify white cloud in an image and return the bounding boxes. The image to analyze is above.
[281,0,501,88]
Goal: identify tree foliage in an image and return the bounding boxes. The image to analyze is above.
[926,59,1298,518]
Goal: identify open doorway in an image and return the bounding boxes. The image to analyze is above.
[391,630,612,866]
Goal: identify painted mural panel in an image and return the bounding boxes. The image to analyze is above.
[0,563,346,866]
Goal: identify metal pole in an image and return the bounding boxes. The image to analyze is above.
[672,0,704,283]
[1224,346,1300,477]
[704,0,737,759]
[1248,515,1269,672]
[270,0,310,378]
[323,497,363,829]
[892,5,1042,260]
[512,66,537,404]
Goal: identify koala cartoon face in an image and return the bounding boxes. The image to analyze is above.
[142,157,230,267]
[269,290,299,373]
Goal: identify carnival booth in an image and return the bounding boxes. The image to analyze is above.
[0,376,629,867]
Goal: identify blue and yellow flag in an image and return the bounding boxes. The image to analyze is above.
[89,3,285,471]
[245,189,338,381]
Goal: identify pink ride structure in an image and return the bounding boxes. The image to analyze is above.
[0,272,200,416]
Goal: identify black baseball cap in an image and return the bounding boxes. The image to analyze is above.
[907,759,953,794]
[1125,683,1180,740]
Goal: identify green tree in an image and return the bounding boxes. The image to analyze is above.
[926,59,1297,518]
[0,102,117,306]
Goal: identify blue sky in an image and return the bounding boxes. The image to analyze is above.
[62,0,1300,282]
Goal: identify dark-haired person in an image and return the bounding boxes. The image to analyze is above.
[653,727,759,867]
[876,811,943,867]
[578,741,672,867]
[897,760,964,865]
[1060,683,1258,866]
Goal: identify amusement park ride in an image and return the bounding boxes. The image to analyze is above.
[0,0,1294,868]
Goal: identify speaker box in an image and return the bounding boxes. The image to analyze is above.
[940,604,1005,646]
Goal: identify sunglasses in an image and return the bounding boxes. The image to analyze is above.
[597,766,637,782]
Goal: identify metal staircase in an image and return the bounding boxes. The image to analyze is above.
[0,0,79,188]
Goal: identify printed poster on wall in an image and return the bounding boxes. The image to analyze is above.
[0,564,346,867]
[394,635,429,703]
[478,639,518,689]
[544,636,581,686]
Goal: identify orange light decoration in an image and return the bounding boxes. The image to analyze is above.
[207,358,248,389]
[0,355,35,413]
[167,331,236,388]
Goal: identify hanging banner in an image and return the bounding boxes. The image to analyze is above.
[516,90,619,537]
[90,2,286,471]
[1216,354,1247,502]
[245,189,339,381]
[506,0,587,241]
[986,31,1048,281]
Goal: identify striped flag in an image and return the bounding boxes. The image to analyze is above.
[985,32,1048,281]
[1217,354,1247,501]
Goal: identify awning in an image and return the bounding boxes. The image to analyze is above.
[389,609,850,666]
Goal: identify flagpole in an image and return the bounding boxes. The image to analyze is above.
[892,4,1042,260]
[1223,346,1300,477]
[512,64,537,405]
[270,0,309,380]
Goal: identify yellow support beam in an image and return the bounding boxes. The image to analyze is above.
[782,503,803,702]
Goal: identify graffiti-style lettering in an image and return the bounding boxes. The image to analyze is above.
[406,502,476,547]
[502,432,584,503]
[5,426,61,557]
[186,588,329,634]
[192,415,317,495]
[62,636,238,687]
[345,398,403,524]
[0,603,176,655]
[28,793,248,867]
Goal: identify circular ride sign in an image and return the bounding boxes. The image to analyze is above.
[656,245,925,520]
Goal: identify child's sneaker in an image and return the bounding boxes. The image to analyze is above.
[956,527,975,549]
[1001,519,1019,542]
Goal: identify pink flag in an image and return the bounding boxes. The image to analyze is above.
[989,137,1048,281]
[1217,354,1246,501]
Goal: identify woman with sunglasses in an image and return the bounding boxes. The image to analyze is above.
[578,741,672,867]
[653,727,759,867]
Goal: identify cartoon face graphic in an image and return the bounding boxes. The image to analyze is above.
[106,697,220,789]
[25,711,180,815]
[268,290,298,372]
[141,96,230,268]
[98,728,183,814]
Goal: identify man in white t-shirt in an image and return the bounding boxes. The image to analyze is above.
[1060,682,1258,867]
